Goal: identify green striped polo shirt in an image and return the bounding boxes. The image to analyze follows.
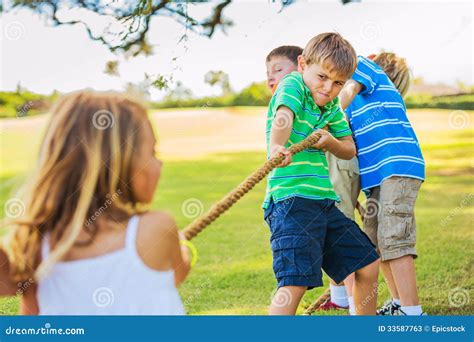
[262,71,352,209]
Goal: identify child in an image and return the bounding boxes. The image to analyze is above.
[0,91,191,315]
[266,45,303,93]
[265,45,356,313]
[338,53,425,315]
[263,33,380,315]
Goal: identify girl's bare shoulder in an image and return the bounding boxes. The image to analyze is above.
[135,211,179,270]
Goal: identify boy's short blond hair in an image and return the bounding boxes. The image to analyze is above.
[302,32,357,79]
[372,52,411,98]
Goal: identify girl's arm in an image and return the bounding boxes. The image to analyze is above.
[170,228,191,287]
[138,212,191,287]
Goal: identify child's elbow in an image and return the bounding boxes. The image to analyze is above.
[339,144,356,160]
[174,265,191,287]
[174,262,191,287]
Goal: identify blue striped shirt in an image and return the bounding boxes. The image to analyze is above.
[345,56,425,192]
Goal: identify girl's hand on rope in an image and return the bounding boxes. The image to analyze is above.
[179,231,188,241]
[178,231,192,265]
[270,144,292,167]
[313,128,336,152]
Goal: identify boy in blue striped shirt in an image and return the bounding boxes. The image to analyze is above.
[339,53,425,315]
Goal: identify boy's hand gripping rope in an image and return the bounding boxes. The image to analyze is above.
[182,130,330,315]
[182,131,322,240]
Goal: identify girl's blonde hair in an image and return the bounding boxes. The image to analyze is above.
[372,52,411,98]
[3,91,149,282]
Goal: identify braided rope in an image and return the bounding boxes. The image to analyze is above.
[302,288,331,315]
[182,131,322,240]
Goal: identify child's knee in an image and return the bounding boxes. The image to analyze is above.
[275,286,307,300]
[356,259,380,279]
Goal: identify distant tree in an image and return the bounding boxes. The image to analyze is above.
[413,77,425,86]
[233,81,271,106]
[104,61,120,77]
[3,0,235,57]
[3,0,358,89]
[204,70,232,95]
[163,81,193,101]
[3,0,356,57]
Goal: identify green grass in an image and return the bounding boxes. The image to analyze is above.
[0,110,473,315]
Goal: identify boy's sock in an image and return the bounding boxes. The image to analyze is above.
[329,283,349,308]
[348,296,356,315]
[393,298,401,306]
[400,305,423,315]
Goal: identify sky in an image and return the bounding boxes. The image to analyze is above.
[1,0,473,100]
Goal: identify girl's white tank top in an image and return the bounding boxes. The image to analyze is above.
[38,215,185,315]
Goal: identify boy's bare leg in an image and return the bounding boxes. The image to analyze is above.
[269,286,307,315]
[388,256,419,306]
[344,273,355,297]
[353,259,379,315]
[380,260,400,300]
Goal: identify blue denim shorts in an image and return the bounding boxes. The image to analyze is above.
[264,196,379,289]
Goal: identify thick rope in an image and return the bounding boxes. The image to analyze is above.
[183,131,322,240]
[302,288,331,315]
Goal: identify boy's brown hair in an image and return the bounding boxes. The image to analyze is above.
[266,45,303,66]
[302,32,357,79]
[372,52,411,98]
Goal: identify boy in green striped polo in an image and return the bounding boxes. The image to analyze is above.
[263,33,380,315]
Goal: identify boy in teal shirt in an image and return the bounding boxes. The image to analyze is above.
[264,33,380,315]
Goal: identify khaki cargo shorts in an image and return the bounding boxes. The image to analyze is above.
[326,152,360,221]
[363,176,422,261]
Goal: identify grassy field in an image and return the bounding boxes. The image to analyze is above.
[0,109,473,315]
